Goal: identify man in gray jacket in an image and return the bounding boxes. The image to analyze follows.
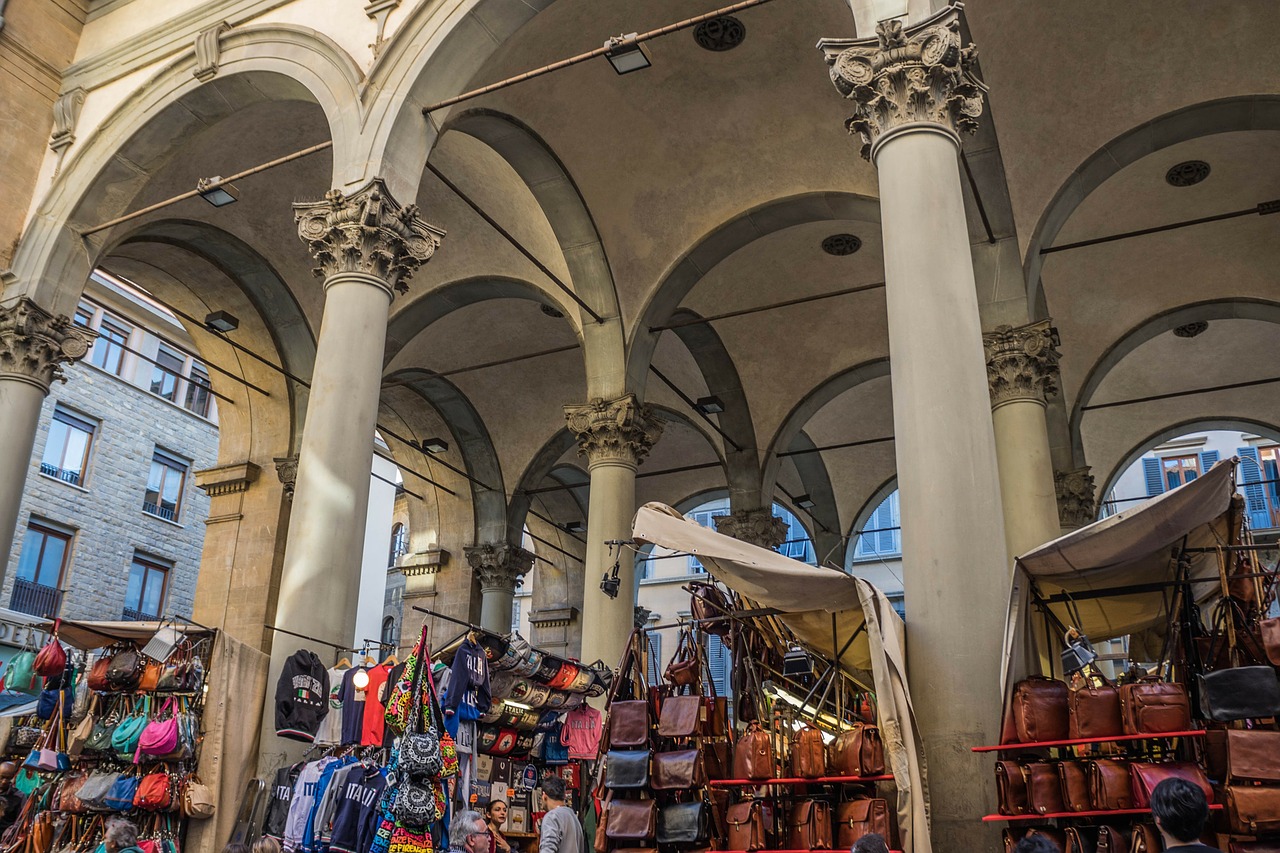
[538,776,583,853]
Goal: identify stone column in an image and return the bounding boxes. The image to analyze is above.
[565,395,662,672]
[714,508,788,550]
[466,543,535,634]
[1055,467,1097,533]
[0,298,93,571]
[820,12,1006,842]
[984,320,1063,558]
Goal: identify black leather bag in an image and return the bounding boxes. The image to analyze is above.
[656,802,709,845]
[605,750,650,790]
[1197,666,1280,722]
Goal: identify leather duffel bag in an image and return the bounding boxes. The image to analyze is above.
[1012,676,1070,743]
[1119,680,1190,734]
[828,723,884,777]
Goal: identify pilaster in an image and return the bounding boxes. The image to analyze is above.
[983,319,1060,409]
[0,298,95,391]
[564,394,664,469]
[714,508,788,550]
[1055,467,1097,530]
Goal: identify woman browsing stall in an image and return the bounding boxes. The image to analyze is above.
[486,798,513,853]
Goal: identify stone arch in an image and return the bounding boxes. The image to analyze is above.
[507,429,582,538]
[783,431,842,566]
[843,475,898,568]
[1068,298,1280,466]
[1025,96,1280,316]
[7,25,363,315]
[626,192,882,395]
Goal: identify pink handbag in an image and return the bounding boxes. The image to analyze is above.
[135,698,180,760]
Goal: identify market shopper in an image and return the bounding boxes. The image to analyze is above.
[537,777,582,853]
[850,833,890,853]
[485,799,512,853]
[103,820,144,853]
[447,810,492,853]
[1150,778,1222,852]
[1013,834,1061,853]
[254,838,283,853]
[0,762,24,833]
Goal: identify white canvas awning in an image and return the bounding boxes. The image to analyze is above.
[633,502,931,853]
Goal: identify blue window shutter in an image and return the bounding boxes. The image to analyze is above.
[646,632,661,685]
[1143,458,1165,496]
[707,635,731,699]
[1237,447,1272,530]
[1200,450,1220,472]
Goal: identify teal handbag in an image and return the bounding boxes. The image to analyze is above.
[5,650,39,694]
[111,698,148,761]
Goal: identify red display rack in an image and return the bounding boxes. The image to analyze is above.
[709,775,894,786]
[982,804,1223,822]
[970,730,1207,752]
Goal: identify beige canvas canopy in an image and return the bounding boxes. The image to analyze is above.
[632,502,931,853]
[1003,457,1239,693]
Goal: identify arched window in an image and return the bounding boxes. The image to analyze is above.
[852,491,901,561]
[380,616,397,649]
[388,523,408,567]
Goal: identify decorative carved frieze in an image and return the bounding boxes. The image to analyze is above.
[818,8,985,160]
[194,461,260,497]
[295,178,445,295]
[983,319,1060,408]
[0,298,95,391]
[193,21,231,82]
[273,455,298,501]
[466,543,535,591]
[49,88,86,156]
[399,548,448,577]
[529,607,577,629]
[1055,467,1097,529]
[715,508,788,550]
[564,394,664,467]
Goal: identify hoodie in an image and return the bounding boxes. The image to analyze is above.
[276,650,330,742]
[443,638,491,721]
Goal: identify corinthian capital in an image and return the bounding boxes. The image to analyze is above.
[1055,467,1097,529]
[0,298,95,390]
[466,543,535,592]
[715,508,788,551]
[564,394,664,467]
[295,178,445,295]
[983,319,1060,408]
[818,7,985,160]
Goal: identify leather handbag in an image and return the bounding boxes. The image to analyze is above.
[137,661,162,693]
[1129,762,1212,809]
[733,723,772,781]
[1095,825,1129,853]
[1058,761,1092,812]
[1012,676,1070,743]
[1068,675,1123,739]
[180,775,214,819]
[690,581,732,637]
[1088,760,1134,811]
[609,700,650,748]
[1261,616,1280,666]
[1119,680,1190,734]
[103,773,140,812]
[1219,729,1280,784]
[77,771,120,811]
[57,774,87,814]
[828,723,884,777]
[835,799,890,848]
[703,697,729,738]
[105,648,142,692]
[1024,762,1066,815]
[663,631,700,689]
[651,748,705,790]
[1198,665,1280,721]
[996,761,1029,815]
[726,802,768,853]
[790,726,826,779]
[703,740,731,781]
[605,750,650,790]
[657,694,703,738]
[135,699,180,760]
[87,657,110,693]
[606,799,656,841]
[1225,785,1280,836]
[1065,826,1099,853]
[1130,824,1160,853]
[33,635,67,679]
[785,800,832,850]
[656,802,709,845]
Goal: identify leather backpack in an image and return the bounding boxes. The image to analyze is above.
[790,725,826,779]
[785,800,832,850]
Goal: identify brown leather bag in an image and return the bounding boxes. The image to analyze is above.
[1225,785,1280,836]
[690,581,732,637]
[1231,840,1280,853]
[606,799,656,840]
[1261,616,1280,666]
[1064,826,1098,853]
[733,723,772,781]
[1088,759,1134,811]
[703,697,729,738]
[1024,762,1065,815]
[1119,680,1190,734]
[58,773,88,814]
[651,748,705,790]
[1130,762,1213,809]
[790,726,826,779]
[703,741,731,781]
[785,801,832,850]
[663,631,700,689]
[87,657,110,692]
[1068,676,1123,739]
[726,802,767,852]
[828,724,884,777]
[1057,761,1092,812]
[1012,676,1070,743]
[609,700,650,748]
[594,796,609,853]
[1224,729,1280,783]
[137,661,162,692]
[657,695,703,738]
[1095,825,1130,853]
[835,799,890,848]
[996,761,1029,815]
[1130,824,1160,853]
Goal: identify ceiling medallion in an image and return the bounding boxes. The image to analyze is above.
[540,303,565,319]
[1165,160,1210,187]
[821,234,862,256]
[1173,321,1208,338]
[693,16,746,51]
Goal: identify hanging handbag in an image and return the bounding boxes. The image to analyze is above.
[703,740,731,781]
[76,772,119,811]
[725,802,767,852]
[657,802,709,846]
[1068,673,1123,739]
[785,800,832,850]
[1198,665,1280,721]
[105,648,142,693]
[605,799,655,841]
[1225,786,1280,836]
[1119,679,1190,734]
[790,725,826,779]
[6,651,39,694]
[68,699,95,758]
[137,661,162,693]
[390,778,439,827]
[732,722,772,781]
[111,699,148,760]
[25,696,70,773]
[135,698,180,760]
[657,694,702,738]
[1129,762,1212,809]
[33,629,67,679]
[1088,760,1133,811]
[604,750,650,790]
[58,774,88,814]
[1023,762,1066,815]
[690,581,732,637]
[1058,761,1092,812]
[1011,676,1070,743]
[133,772,172,811]
[609,700,650,748]
[180,775,214,819]
[828,723,884,777]
[835,799,890,848]
[103,773,140,812]
[663,630,700,689]
[651,748,705,790]
[1213,729,1280,784]
[996,761,1029,816]
[87,657,110,693]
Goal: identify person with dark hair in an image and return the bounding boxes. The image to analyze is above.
[537,776,582,853]
[0,763,25,834]
[850,832,890,853]
[1150,777,1222,851]
[1013,833,1062,853]
[485,799,512,853]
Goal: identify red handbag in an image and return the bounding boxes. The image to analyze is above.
[133,771,172,811]
[33,629,67,678]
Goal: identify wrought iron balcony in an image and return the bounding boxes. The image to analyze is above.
[39,463,81,486]
[10,579,63,618]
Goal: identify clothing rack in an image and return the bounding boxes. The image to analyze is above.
[265,623,357,654]
[410,605,504,641]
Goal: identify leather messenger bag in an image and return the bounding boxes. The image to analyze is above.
[1225,786,1280,836]
[609,700,650,748]
[1024,762,1066,815]
[656,801,709,845]
[605,750,651,790]
[651,748,705,790]
[1058,761,1092,812]
[995,761,1029,815]
[835,799,890,848]
[1130,762,1213,810]
[1088,759,1134,811]
[1198,665,1280,722]
[726,802,768,852]
[606,799,656,841]
[1012,676,1070,743]
[657,694,703,738]
[1222,729,1280,784]
[785,800,832,851]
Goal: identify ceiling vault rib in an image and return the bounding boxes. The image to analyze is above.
[959,151,996,245]
[650,281,886,332]
[1042,199,1280,255]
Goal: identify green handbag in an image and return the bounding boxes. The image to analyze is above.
[85,704,119,754]
[110,701,147,762]
[13,767,40,796]
[6,650,40,694]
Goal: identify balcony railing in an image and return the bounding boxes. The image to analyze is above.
[39,463,81,486]
[121,607,158,622]
[143,502,177,522]
[11,579,63,618]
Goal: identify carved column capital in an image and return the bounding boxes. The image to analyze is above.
[714,508,788,550]
[564,394,664,468]
[983,319,1060,408]
[819,7,985,160]
[273,455,299,502]
[295,178,445,295]
[1055,467,1097,530]
[0,298,95,391]
[466,543,535,592]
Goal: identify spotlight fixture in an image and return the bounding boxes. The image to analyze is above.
[603,33,652,75]
[1165,160,1210,188]
[562,520,585,533]
[599,560,621,599]
[1174,321,1208,339]
[196,176,239,207]
[695,395,725,414]
[794,494,816,510]
[420,437,449,454]
[782,642,813,677]
[204,310,240,333]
